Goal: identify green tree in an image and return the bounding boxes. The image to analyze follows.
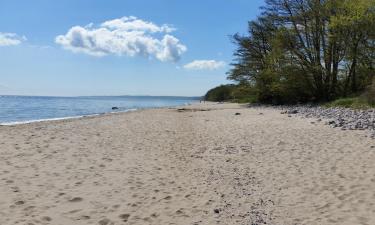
[227,0,375,104]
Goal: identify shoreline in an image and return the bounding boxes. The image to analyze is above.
[3,102,375,139]
[0,106,174,126]
[0,102,374,224]
[0,95,199,126]
[0,109,139,126]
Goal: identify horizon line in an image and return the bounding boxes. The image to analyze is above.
[0,94,203,98]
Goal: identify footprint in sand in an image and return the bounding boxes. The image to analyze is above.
[98,218,113,225]
[119,213,130,222]
[69,197,83,202]
[41,216,52,222]
[162,196,172,202]
[66,209,82,214]
[112,204,120,209]
[14,200,25,205]
[176,208,185,215]
[78,215,90,220]
[6,179,14,184]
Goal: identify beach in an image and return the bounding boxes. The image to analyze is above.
[0,102,374,225]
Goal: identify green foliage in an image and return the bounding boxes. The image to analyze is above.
[204,85,236,102]
[231,83,258,103]
[363,78,375,105]
[204,84,257,103]
[225,0,375,105]
[324,97,374,109]
[233,96,258,104]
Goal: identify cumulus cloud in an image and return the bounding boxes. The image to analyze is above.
[101,16,175,33]
[0,32,26,46]
[183,60,226,70]
[55,16,186,62]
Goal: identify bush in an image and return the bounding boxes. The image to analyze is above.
[363,79,375,105]
[204,84,257,103]
[204,85,235,102]
[231,84,257,103]
[324,97,373,109]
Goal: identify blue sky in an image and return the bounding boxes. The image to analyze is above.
[0,0,264,96]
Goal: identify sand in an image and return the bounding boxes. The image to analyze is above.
[0,102,374,225]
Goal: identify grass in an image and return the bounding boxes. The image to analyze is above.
[323,97,375,109]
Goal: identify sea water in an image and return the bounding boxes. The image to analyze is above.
[0,95,199,125]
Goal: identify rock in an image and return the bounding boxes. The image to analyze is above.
[252,104,375,138]
[214,209,220,214]
[287,109,299,114]
[112,107,119,110]
[235,113,241,115]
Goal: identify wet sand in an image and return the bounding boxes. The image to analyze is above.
[0,103,374,225]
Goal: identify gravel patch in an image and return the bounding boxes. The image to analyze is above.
[254,104,375,138]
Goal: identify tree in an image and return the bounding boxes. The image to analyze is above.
[204,85,235,102]
[227,0,375,104]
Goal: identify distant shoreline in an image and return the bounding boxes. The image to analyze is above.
[0,94,202,99]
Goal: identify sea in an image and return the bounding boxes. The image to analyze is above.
[0,95,200,125]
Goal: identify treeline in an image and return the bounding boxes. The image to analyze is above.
[204,84,256,102]
[209,0,375,104]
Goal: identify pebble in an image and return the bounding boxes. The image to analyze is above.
[279,105,375,138]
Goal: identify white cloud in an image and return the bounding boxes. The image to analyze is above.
[183,60,226,70]
[101,16,175,33]
[56,16,186,62]
[0,32,26,46]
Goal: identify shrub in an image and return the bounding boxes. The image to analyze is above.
[204,85,235,102]
[363,79,375,105]
[204,84,257,103]
[324,97,372,109]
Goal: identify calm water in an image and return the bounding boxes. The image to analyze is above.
[0,95,200,125]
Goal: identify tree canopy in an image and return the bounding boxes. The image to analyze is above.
[227,0,375,104]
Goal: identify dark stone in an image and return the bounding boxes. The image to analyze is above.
[288,109,298,114]
[235,113,241,115]
[112,107,119,110]
[214,209,220,214]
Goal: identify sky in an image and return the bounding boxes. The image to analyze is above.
[0,0,264,97]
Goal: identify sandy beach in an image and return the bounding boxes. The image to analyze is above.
[0,103,374,225]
